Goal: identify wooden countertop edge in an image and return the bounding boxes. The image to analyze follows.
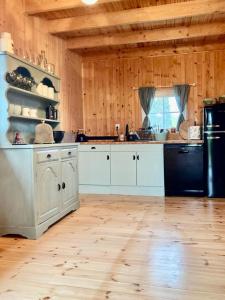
[80,140,203,145]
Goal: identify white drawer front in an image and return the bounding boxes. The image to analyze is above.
[61,148,77,159]
[79,144,111,152]
[36,150,59,163]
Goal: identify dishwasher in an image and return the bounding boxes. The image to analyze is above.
[164,144,205,196]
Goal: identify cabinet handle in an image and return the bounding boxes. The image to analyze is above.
[137,155,139,160]
[47,154,51,158]
[68,151,72,155]
[133,155,136,160]
[62,182,66,189]
[107,155,110,160]
[178,150,189,153]
[58,184,61,191]
[91,146,96,149]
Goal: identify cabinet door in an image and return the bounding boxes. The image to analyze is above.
[36,162,61,224]
[61,159,78,209]
[111,152,136,186]
[137,147,164,187]
[79,152,110,185]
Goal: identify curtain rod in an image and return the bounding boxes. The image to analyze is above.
[133,83,196,90]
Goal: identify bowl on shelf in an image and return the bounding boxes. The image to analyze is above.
[53,131,65,143]
[203,98,216,105]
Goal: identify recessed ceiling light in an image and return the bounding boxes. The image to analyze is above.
[81,0,98,5]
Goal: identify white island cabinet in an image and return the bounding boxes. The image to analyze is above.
[79,143,164,196]
[0,143,79,239]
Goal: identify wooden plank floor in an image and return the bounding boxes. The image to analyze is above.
[1,194,225,300]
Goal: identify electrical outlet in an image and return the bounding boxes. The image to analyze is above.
[115,124,120,130]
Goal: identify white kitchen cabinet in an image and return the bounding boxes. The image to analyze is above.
[111,152,137,186]
[36,162,61,224]
[0,144,79,239]
[61,158,78,209]
[79,148,110,185]
[137,150,164,187]
[79,143,165,196]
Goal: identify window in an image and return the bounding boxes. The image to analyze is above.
[142,88,180,130]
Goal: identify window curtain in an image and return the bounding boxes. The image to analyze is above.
[138,86,156,129]
[173,84,190,130]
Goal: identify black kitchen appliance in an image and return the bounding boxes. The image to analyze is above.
[164,144,204,196]
[204,104,225,197]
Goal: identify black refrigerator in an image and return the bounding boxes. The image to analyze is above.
[204,104,225,197]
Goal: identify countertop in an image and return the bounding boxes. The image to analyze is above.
[80,139,203,145]
[0,143,79,149]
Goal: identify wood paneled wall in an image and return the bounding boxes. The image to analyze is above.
[82,46,225,135]
[0,0,83,131]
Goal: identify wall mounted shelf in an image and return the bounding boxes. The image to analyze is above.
[7,86,60,105]
[0,52,61,145]
[9,114,60,123]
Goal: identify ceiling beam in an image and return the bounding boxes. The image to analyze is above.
[67,22,225,50]
[25,0,120,15]
[47,0,225,34]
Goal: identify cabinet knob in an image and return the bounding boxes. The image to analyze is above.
[107,155,110,160]
[58,184,61,191]
[68,151,72,155]
[47,154,51,158]
[91,146,96,149]
[133,155,136,160]
[62,182,66,189]
[137,155,139,160]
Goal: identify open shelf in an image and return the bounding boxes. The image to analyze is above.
[9,114,60,123]
[0,51,60,80]
[7,85,59,105]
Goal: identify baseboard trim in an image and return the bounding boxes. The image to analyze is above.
[79,185,164,196]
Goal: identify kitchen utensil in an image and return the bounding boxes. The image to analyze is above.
[22,107,30,117]
[8,103,15,114]
[53,108,58,120]
[154,131,168,141]
[179,120,191,140]
[42,85,48,97]
[36,83,43,95]
[47,63,55,75]
[76,129,88,142]
[47,87,54,99]
[0,32,14,53]
[14,104,22,115]
[119,134,125,141]
[188,126,201,140]
[53,131,65,143]
[46,105,54,119]
[34,121,54,144]
[30,108,38,118]
[127,132,140,141]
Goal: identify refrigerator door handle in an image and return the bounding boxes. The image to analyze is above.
[207,136,221,140]
[207,125,220,128]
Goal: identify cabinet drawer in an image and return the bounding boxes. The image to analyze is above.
[79,144,111,152]
[36,150,59,163]
[61,148,77,159]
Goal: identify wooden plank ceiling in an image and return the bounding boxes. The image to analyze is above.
[25,0,225,53]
